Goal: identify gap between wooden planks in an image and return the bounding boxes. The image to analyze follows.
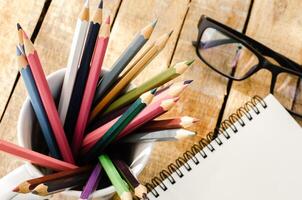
[0,0,46,121]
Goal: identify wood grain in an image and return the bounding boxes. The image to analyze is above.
[223,0,302,122]
[0,0,45,119]
[138,0,252,185]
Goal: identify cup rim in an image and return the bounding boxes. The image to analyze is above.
[17,68,153,198]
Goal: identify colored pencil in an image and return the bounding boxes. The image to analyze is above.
[13,166,92,193]
[82,89,156,163]
[58,0,90,125]
[32,172,90,196]
[17,46,61,159]
[0,140,77,171]
[103,60,194,114]
[23,32,75,164]
[122,129,196,143]
[88,79,192,130]
[99,155,132,200]
[82,91,164,153]
[116,97,178,140]
[80,164,102,200]
[139,116,199,132]
[64,0,103,142]
[93,20,157,105]
[113,159,147,199]
[152,79,193,103]
[90,31,173,121]
[17,23,25,52]
[72,16,110,156]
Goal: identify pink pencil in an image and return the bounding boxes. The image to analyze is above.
[72,16,110,156]
[23,33,75,164]
[152,80,192,103]
[0,140,77,171]
[81,98,177,153]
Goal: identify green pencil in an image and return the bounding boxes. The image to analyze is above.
[103,60,194,114]
[99,154,132,200]
[93,20,157,105]
[82,89,156,163]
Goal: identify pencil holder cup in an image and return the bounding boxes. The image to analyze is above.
[0,68,153,200]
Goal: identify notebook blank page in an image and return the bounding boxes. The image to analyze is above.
[148,95,302,200]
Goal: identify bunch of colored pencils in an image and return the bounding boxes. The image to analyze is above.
[3,1,199,199]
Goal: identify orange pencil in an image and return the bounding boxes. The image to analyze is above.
[23,33,75,164]
[72,16,110,156]
[0,140,77,171]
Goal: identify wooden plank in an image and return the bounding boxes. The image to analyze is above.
[138,0,252,185]
[223,0,302,123]
[0,0,46,119]
[0,0,121,199]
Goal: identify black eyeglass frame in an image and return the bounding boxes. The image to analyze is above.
[195,15,302,83]
[194,15,302,117]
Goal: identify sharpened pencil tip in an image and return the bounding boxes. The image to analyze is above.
[17,23,22,30]
[184,80,193,84]
[151,19,158,28]
[193,118,200,123]
[98,0,103,8]
[150,88,157,94]
[168,30,174,37]
[185,59,195,66]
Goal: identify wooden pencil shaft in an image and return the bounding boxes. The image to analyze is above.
[58,5,90,125]
[0,140,77,171]
[72,19,110,156]
[93,33,148,104]
[113,159,139,189]
[23,35,75,164]
[103,65,179,114]
[80,164,102,199]
[64,21,101,141]
[20,67,61,159]
[99,155,130,197]
[14,166,92,193]
[83,100,146,162]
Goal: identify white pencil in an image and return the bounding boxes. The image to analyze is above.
[58,0,90,125]
[121,129,196,143]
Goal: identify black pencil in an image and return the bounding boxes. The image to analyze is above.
[64,0,103,142]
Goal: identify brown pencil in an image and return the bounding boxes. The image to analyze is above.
[139,116,199,132]
[13,166,92,193]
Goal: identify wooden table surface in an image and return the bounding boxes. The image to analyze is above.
[1,0,302,199]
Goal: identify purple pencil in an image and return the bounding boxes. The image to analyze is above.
[80,164,102,200]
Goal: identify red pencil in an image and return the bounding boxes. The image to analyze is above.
[139,116,200,132]
[0,140,77,171]
[152,80,192,103]
[81,98,177,153]
[23,33,75,164]
[72,16,110,156]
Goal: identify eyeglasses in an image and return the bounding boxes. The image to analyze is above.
[193,15,302,118]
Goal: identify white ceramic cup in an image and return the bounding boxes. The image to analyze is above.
[0,69,153,200]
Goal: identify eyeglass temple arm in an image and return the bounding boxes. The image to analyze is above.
[192,38,237,49]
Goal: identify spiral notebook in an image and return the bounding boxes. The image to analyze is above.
[146,94,302,200]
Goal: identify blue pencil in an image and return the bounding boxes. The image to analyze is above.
[16,46,61,159]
